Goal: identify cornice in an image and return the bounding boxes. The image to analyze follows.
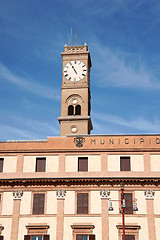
[0,177,159,187]
[0,148,160,154]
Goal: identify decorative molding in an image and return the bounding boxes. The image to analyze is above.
[13,190,23,200]
[1,178,160,187]
[56,190,66,199]
[26,224,49,234]
[100,190,110,199]
[144,190,155,199]
[71,224,95,230]
[74,137,85,148]
[64,45,88,53]
[116,225,141,240]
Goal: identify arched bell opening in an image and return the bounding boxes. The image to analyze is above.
[68,105,74,115]
[75,105,81,115]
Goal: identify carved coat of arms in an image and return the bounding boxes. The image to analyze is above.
[74,137,85,148]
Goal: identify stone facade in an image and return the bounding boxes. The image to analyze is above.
[0,45,160,240]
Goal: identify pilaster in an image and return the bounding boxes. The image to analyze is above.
[100,190,110,240]
[56,190,66,240]
[145,190,156,240]
[11,190,23,240]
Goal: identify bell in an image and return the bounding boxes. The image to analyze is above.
[108,201,114,211]
[133,202,138,211]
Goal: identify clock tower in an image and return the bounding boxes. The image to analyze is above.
[58,44,93,136]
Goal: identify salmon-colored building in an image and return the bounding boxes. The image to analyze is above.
[0,45,159,240]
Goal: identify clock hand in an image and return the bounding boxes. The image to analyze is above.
[72,66,77,74]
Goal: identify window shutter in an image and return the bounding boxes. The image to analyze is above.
[83,193,88,214]
[120,157,130,171]
[77,193,88,214]
[36,158,46,172]
[24,236,30,240]
[77,193,83,214]
[0,158,4,172]
[33,193,45,214]
[89,235,95,240]
[123,235,135,240]
[39,193,45,214]
[125,193,133,214]
[78,157,88,172]
[76,235,83,240]
[44,235,50,240]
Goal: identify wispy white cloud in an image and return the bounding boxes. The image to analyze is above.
[0,124,37,141]
[94,112,160,133]
[0,115,59,141]
[0,63,60,100]
[10,115,60,135]
[91,40,160,90]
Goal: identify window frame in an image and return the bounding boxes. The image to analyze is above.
[120,156,131,171]
[119,191,135,215]
[0,193,3,215]
[31,193,46,215]
[116,224,141,240]
[35,157,46,172]
[78,157,88,172]
[76,192,90,215]
[71,224,95,240]
[24,235,50,240]
[25,224,50,240]
[0,158,4,173]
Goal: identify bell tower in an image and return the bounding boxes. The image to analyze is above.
[58,44,93,136]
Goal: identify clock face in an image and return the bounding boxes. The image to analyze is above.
[63,61,87,82]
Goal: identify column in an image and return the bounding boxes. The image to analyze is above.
[145,190,156,240]
[11,190,23,240]
[100,190,110,240]
[56,190,66,240]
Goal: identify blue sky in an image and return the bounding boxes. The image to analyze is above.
[1,0,160,141]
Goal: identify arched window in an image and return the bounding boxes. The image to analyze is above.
[68,105,74,115]
[75,105,81,115]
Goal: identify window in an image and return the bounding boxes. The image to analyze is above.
[125,193,133,214]
[68,104,81,115]
[32,237,43,240]
[71,224,95,240]
[33,193,45,215]
[123,236,135,240]
[120,157,130,171]
[78,157,88,172]
[76,235,95,240]
[0,158,4,172]
[25,225,49,240]
[77,193,88,214]
[68,105,74,115]
[24,236,49,240]
[75,105,81,115]
[117,224,140,240]
[36,158,46,172]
